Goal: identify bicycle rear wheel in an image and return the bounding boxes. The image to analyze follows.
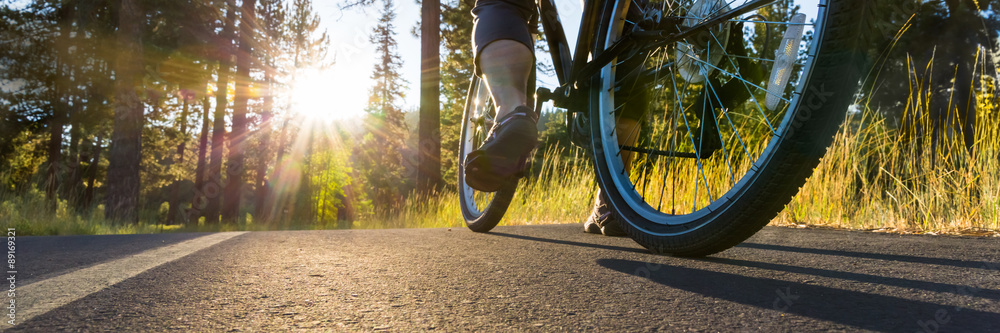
[590,0,870,256]
[459,76,518,232]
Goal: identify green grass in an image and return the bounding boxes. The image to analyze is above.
[0,188,348,235]
[0,188,177,235]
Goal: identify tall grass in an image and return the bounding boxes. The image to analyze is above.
[363,146,597,229]
[385,84,999,235]
[4,90,997,236]
[0,188,187,235]
[775,94,1000,233]
[0,187,338,235]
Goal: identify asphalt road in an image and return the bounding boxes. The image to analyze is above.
[6,224,999,332]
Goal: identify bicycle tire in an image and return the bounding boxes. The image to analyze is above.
[459,76,518,232]
[589,0,870,256]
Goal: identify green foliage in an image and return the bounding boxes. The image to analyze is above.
[308,128,356,223]
[438,0,476,188]
[0,131,47,192]
[354,0,410,214]
[0,0,340,230]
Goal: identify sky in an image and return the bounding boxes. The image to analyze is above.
[308,1,424,120]
[310,0,819,121]
[309,0,584,121]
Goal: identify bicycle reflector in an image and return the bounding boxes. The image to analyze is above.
[766,13,806,111]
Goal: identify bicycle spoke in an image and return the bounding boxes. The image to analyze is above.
[704,29,780,135]
[697,60,756,173]
[666,60,714,209]
[595,0,823,219]
[681,52,792,103]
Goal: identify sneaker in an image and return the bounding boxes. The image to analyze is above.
[583,190,627,237]
[464,106,539,192]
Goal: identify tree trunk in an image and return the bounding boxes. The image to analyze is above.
[293,131,315,223]
[46,0,79,210]
[105,0,144,224]
[192,94,211,221]
[223,0,256,223]
[254,68,274,221]
[65,40,85,208]
[66,96,83,209]
[418,0,442,193]
[168,96,191,225]
[206,0,238,225]
[268,117,290,222]
[45,82,64,211]
[82,135,102,211]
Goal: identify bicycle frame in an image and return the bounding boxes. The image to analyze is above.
[535,0,599,102]
[535,0,780,103]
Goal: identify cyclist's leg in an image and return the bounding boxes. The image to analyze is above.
[472,0,536,119]
[464,0,540,192]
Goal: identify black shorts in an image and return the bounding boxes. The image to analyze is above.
[471,0,538,76]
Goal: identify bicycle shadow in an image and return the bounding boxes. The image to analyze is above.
[492,232,999,300]
[738,242,999,270]
[597,258,998,332]
[489,232,648,254]
[698,256,1000,301]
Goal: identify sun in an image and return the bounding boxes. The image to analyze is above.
[288,68,368,122]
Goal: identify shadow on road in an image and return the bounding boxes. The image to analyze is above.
[738,242,998,270]
[698,257,1000,301]
[597,258,996,332]
[489,232,648,254]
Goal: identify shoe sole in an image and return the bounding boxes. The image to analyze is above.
[464,117,538,192]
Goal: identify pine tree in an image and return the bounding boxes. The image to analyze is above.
[205,0,238,225]
[269,0,328,223]
[253,0,286,221]
[105,0,145,223]
[437,0,476,188]
[222,0,258,223]
[356,0,409,214]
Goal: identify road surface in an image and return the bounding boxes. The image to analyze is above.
[6,224,999,331]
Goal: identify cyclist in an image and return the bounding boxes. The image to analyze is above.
[464,0,648,236]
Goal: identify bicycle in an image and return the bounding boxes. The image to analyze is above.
[459,0,870,256]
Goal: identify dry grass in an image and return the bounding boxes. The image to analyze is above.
[381,79,999,237]
[4,82,998,236]
[361,146,597,229]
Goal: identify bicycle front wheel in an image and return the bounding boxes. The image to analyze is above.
[459,76,518,232]
[590,0,870,256]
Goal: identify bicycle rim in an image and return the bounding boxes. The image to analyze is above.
[590,0,866,254]
[459,76,517,232]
